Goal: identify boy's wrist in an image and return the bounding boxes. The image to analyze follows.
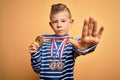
[78,40,90,50]
[69,38,87,50]
[69,38,95,50]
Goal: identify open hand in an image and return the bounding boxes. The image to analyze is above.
[78,17,104,49]
[69,17,104,50]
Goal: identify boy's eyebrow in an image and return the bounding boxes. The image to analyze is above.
[51,18,67,21]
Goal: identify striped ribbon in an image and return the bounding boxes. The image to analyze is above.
[41,34,70,39]
[41,34,69,60]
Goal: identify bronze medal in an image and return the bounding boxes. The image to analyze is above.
[49,61,56,70]
[56,61,64,70]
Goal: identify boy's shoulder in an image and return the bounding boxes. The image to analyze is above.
[37,40,51,51]
[40,40,51,46]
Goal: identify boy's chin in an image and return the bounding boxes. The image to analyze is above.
[55,33,66,36]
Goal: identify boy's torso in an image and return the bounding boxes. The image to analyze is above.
[39,40,75,80]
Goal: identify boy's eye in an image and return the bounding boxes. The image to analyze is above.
[52,21,57,23]
[51,20,66,23]
[61,20,66,22]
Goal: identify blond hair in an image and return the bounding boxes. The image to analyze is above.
[49,3,72,20]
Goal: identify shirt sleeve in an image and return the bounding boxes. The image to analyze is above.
[31,47,41,73]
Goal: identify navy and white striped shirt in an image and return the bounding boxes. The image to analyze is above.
[31,39,96,80]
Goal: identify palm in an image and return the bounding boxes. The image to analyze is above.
[82,36,99,45]
[79,17,104,48]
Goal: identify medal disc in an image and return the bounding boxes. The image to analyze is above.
[56,61,64,70]
[35,36,44,46]
[49,61,56,70]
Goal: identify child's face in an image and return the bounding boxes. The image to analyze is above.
[49,11,74,36]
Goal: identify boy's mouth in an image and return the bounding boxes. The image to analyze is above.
[57,29,64,32]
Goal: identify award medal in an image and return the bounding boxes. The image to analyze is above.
[49,39,57,70]
[53,38,68,70]
[49,61,57,70]
[56,61,64,70]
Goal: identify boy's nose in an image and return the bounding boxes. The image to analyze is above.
[57,22,62,28]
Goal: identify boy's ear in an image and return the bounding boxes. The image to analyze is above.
[70,19,74,24]
[49,22,53,29]
[69,19,74,28]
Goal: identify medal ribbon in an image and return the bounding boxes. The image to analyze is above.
[41,34,69,60]
[53,38,68,59]
[41,34,70,39]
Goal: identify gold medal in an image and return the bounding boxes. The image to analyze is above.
[35,36,44,46]
[49,61,56,70]
[56,61,64,70]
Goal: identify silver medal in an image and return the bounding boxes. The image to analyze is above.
[56,61,64,70]
[49,61,56,70]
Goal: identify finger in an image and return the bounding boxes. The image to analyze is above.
[92,20,98,37]
[29,50,37,54]
[97,26,104,39]
[29,42,39,53]
[33,42,39,48]
[82,19,88,38]
[88,17,94,36]
[29,46,38,53]
[29,46,37,50]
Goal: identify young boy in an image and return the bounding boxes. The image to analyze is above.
[29,3,104,80]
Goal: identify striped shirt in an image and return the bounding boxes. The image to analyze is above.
[31,39,96,80]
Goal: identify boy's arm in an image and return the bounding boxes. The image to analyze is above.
[31,50,41,73]
[69,17,104,55]
[69,38,97,57]
[73,43,97,57]
[29,37,43,73]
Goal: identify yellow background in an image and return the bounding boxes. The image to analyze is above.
[0,0,120,80]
